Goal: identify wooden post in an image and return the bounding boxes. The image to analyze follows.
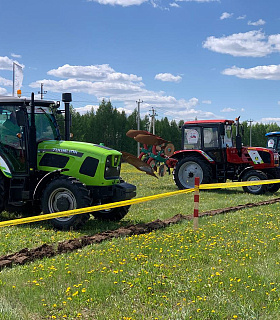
[193,177,200,230]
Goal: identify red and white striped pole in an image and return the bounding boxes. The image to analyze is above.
[193,177,200,230]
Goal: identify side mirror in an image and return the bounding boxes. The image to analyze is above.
[16,109,26,126]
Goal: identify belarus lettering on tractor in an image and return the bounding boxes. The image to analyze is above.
[0,93,136,229]
[171,117,280,194]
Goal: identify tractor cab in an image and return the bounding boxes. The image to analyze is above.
[181,119,235,163]
[0,97,60,176]
[182,119,234,150]
[266,132,280,154]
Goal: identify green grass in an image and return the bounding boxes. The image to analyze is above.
[0,164,279,319]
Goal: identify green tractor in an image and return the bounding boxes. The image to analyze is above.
[0,93,136,229]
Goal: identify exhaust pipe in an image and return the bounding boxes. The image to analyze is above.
[62,93,72,141]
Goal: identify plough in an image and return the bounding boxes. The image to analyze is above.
[122,130,177,178]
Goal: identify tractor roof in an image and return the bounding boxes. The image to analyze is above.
[265,131,280,137]
[0,96,56,106]
[184,119,234,125]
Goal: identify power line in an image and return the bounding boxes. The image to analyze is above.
[38,83,47,100]
[247,119,254,146]
[149,107,158,134]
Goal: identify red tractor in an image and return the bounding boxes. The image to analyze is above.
[171,117,280,194]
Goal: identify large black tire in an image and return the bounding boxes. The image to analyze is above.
[173,155,212,189]
[93,205,130,221]
[242,170,267,195]
[42,176,91,230]
[266,169,280,193]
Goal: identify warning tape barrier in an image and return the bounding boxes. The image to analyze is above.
[1,178,280,229]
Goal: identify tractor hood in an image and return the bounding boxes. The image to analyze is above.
[37,140,122,158]
[37,140,122,186]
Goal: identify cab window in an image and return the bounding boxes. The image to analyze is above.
[203,127,219,148]
[184,127,201,149]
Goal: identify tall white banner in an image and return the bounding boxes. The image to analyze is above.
[13,62,23,96]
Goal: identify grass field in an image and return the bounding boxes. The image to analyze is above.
[0,164,279,320]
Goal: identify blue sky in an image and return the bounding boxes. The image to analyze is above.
[1,0,280,124]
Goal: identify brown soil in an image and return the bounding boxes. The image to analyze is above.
[1,197,280,271]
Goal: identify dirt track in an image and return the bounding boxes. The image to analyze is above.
[1,197,280,271]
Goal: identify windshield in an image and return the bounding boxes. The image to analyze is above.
[27,106,60,141]
[223,124,233,148]
[267,137,280,150]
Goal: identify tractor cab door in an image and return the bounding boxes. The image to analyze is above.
[202,126,224,163]
[0,106,27,174]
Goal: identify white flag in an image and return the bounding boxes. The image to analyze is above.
[13,62,23,96]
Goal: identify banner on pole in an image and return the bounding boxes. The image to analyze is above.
[13,62,23,96]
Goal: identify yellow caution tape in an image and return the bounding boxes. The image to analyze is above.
[1,178,280,228]
[200,179,280,190]
[0,188,194,228]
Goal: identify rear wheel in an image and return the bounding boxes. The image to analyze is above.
[242,170,267,195]
[42,176,91,230]
[173,155,212,189]
[93,205,130,221]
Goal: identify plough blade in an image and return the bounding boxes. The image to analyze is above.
[121,151,158,178]
[134,134,160,146]
[126,130,151,138]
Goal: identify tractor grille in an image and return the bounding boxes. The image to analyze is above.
[104,155,121,179]
[258,151,272,164]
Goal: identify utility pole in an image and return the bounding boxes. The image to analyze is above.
[136,99,143,157]
[38,83,47,99]
[247,119,253,146]
[149,107,158,135]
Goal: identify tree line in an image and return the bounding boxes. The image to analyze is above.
[62,100,280,154]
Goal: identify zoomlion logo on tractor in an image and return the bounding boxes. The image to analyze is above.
[53,148,78,155]
[52,148,84,157]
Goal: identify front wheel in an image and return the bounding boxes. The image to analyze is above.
[93,205,130,221]
[242,170,267,195]
[173,155,212,189]
[266,169,280,193]
[42,176,91,230]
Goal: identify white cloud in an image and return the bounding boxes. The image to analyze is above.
[221,107,236,112]
[48,64,142,83]
[154,73,182,82]
[0,87,7,95]
[241,108,245,112]
[237,15,246,20]
[0,76,12,86]
[87,0,148,6]
[248,19,266,26]
[202,100,211,104]
[261,117,280,125]
[220,12,233,20]
[88,0,219,6]
[222,64,280,80]
[11,53,22,59]
[75,104,99,114]
[203,30,280,57]
[30,63,219,120]
[170,2,180,7]
[0,56,14,70]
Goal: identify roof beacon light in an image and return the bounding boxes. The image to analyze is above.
[17,90,22,98]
